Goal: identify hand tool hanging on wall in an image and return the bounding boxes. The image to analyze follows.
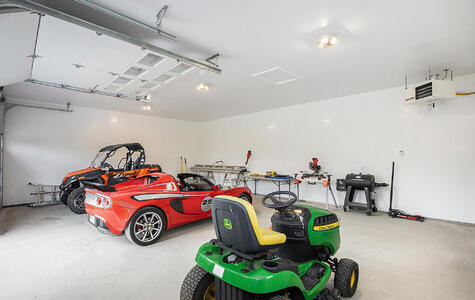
[245,150,252,169]
[387,162,425,222]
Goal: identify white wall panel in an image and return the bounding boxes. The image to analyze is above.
[199,74,475,224]
[0,12,38,86]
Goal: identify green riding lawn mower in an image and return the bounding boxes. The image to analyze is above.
[181,191,359,300]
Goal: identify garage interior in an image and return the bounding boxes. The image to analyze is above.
[0,1,474,300]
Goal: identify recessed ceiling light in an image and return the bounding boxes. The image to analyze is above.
[196,83,209,91]
[317,34,337,48]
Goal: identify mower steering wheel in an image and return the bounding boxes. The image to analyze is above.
[262,191,298,210]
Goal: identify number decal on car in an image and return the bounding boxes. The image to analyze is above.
[201,196,213,212]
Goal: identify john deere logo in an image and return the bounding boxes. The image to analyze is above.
[223,218,232,230]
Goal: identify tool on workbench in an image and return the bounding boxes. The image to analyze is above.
[184,157,188,172]
[266,171,277,177]
[180,156,183,172]
[309,157,321,173]
[295,157,338,209]
[338,173,388,216]
[387,162,425,222]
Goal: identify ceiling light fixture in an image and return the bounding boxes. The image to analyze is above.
[145,94,151,101]
[317,34,338,48]
[196,83,209,91]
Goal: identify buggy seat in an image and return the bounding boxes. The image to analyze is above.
[211,196,286,254]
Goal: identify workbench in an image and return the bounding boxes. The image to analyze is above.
[243,175,292,195]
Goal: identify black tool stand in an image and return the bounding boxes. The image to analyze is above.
[339,173,387,216]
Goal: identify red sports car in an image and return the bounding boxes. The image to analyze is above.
[84,172,252,246]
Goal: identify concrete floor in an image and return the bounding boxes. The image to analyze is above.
[0,197,474,300]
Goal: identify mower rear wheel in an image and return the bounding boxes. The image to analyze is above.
[180,264,215,300]
[334,258,359,297]
[67,187,87,214]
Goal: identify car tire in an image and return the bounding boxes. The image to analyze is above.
[334,258,359,297]
[180,265,215,300]
[67,187,87,214]
[125,207,166,246]
[237,193,252,203]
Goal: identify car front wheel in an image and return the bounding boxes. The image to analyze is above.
[125,207,166,246]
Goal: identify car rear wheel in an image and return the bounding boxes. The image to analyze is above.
[125,207,166,246]
[67,187,87,214]
[237,193,252,203]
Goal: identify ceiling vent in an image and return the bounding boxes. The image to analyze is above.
[112,76,132,85]
[153,74,175,83]
[133,88,148,95]
[252,67,297,85]
[103,84,122,91]
[141,82,160,89]
[169,63,193,74]
[137,53,164,67]
[124,66,147,77]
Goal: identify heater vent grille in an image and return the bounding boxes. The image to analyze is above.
[415,82,433,100]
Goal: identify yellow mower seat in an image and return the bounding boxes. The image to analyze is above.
[211,195,286,253]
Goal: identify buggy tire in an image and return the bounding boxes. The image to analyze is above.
[125,207,166,246]
[268,296,288,300]
[180,265,215,300]
[334,258,359,297]
[60,192,69,205]
[67,187,87,214]
[237,193,252,203]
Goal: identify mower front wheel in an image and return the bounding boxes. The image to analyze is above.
[180,265,215,300]
[334,258,359,297]
[67,187,87,214]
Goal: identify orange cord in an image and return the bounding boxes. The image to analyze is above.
[456,92,475,96]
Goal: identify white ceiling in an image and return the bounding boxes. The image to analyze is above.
[3,0,475,121]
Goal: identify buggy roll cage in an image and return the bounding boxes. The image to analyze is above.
[90,143,146,170]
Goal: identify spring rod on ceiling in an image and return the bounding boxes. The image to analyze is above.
[28,12,43,78]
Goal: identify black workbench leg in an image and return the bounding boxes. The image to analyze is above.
[254,180,257,195]
[344,186,352,212]
[329,184,338,208]
[364,187,371,214]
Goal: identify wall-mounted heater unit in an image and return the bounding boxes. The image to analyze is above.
[404,79,455,104]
